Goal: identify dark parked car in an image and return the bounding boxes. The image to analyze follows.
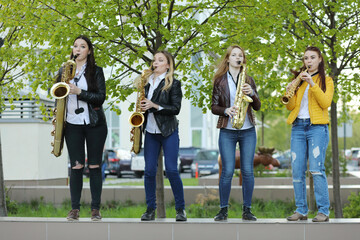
[178,147,201,172]
[191,149,219,177]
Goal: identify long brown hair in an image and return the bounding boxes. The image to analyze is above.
[70,35,98,92]
[213,45,248,84]
[140,50,175,91]
[292,46,326,92]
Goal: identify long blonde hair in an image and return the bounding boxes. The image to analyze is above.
[138,50,175,91]
[213,45,248,84]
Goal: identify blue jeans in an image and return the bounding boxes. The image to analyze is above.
[144,129,185,210]
[291,118,330,216]
[218,127,256,208]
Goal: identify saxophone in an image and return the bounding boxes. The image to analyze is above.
[129,69,150,154]
[231,63,253,129]
[281,66,309,105]
[50,56,77,157]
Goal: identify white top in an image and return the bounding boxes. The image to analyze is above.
[66,64,90,125]
[298,84,310,119]
[225,71,253,130]
[145,72,166,134]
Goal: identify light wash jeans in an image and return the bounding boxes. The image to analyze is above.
[291,118,330,216]
[218,127,256,208]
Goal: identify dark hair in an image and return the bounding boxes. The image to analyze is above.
[292,46,326,92]
[70,35,97,92]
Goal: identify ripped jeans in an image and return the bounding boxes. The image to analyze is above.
[290,118,330,216]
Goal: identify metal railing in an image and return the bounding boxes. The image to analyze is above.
[0,99,54,122]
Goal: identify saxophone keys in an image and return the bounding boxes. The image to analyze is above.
[51,130,56,136]
[53,108,57,114]
[51,142,54,147]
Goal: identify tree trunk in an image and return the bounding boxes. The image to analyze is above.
[0,132,7,216]
[309,174,315,213]
[156,148,166,218]
[261,112,265,146]
[330,101,343,217]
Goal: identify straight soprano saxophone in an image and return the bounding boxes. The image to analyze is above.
[231,63,253,129]
[281,66,309,105]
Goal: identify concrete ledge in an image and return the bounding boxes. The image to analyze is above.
[0,217,359,240]
[199,176,360,186]
[6,185,360,207]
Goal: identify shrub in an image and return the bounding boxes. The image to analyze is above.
[343,192,360,218]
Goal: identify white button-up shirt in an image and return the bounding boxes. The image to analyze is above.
[145,72,166,134]
[66,64,90,125]
[226,71,253,130]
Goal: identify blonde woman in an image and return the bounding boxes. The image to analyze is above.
[139,51,186,221]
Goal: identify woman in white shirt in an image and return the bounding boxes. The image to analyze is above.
[138,51,186,222]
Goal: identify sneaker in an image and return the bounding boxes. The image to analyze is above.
[67,209,79,221]
[91,209,102,221]
[141,208,155,221]
[287,212,308,221]
[242,206,257,221]
[214,207,228,221]
[176,209,187,221]
[312,213,329,222]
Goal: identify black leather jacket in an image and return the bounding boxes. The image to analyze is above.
[56,66,106,127]
[143,78,182,137]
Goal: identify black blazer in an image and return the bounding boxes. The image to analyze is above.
[143,78,182,137]
[56,65,107,127]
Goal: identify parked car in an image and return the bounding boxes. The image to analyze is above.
[115,149,133,178]
[178,147,201,172]
[190,149,219,177]
[83,149,120,178]
[272,150,291,169]
[350,147,360,166]
[131,149,181,178]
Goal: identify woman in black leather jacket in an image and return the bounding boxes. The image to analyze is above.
[138,50,186,222]
[56,35,107,221]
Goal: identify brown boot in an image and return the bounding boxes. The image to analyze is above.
[287,212,307,221]
[67,209,79,221]
[91,209,102,221]
[312,213,329,222]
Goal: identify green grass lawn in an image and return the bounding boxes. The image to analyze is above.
[7,197,335,219]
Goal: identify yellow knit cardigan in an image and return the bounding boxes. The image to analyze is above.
[286,75,334,125]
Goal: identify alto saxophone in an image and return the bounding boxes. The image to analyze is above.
[50,56,77,157]
[281,66,309,105]
[231,63,253,129]
[129,69,150,154]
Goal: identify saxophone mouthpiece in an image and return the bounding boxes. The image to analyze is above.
[237,61,241,64]
[73,54,79,60]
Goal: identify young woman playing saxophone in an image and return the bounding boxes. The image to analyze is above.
[211,45,261,221]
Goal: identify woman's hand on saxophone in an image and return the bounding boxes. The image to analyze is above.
[242,83,254,96]
[300,72,315,87]
[68,83,82,95]
[225,106,238,118]
[141,98,159,111]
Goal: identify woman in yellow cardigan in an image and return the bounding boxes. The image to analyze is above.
[285,46,334,222]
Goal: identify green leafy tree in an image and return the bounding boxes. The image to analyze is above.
[3,0,247,217]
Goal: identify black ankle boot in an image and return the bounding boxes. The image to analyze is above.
[214,207,228,221]
[176,209,187,221]
[242,206,257,221]
[141,208,155,221]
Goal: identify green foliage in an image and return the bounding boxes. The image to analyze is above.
[7,197,336,219]
[343,192,360,218]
